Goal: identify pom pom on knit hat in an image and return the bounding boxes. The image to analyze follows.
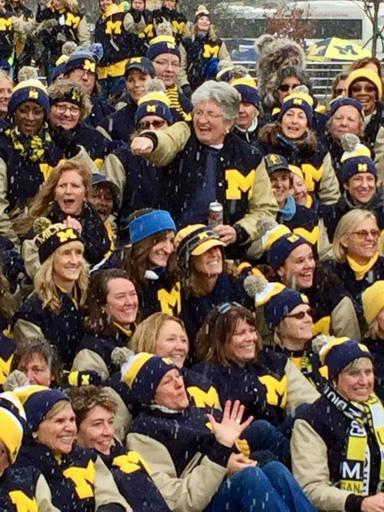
[319,337,373,380]
[362,280,384,326]
[121,352,179,405]
[340,134,376,183]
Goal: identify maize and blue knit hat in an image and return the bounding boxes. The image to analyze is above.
[320,337,373,380]
[64,49,97,76]
[328,96,364,119]
[262,224,308,271]
[33,218,83,264]
[0,392,25,463]
[147,35,180,61]
[254,278,309,328]
[279,91,313,127]
[135,91,173,125]
[341,156,377,184]
[346,68,383,100]
[8,79,50,119]
[231,77,260,109]
[14,385,70,433]
[121,352,179,405]
[128,209,176,245]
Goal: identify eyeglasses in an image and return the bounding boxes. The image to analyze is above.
[286,309,312,320]
[53,104,81,116]
[335,88,346,96]
[351,229,380,240]
[193,110,224,121]
[153,59,180,70]
[278,83,301,92]
[217,301,244,314]
[137,119,167,130]
[350,84,376,94]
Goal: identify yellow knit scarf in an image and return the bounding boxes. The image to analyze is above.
[346,253,379,281]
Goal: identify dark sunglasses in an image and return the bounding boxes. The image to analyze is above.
[286,309,312,320]
[335,88,346,96]
[350,84,376,94]
[278,83,300,92]
[137,119,166,130]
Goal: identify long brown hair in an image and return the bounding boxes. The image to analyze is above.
[84,268,134,336]
[13,160,92,235]
[258,122,318,152]
[195,303,260,366]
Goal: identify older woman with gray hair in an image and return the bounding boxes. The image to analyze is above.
[131,80,277,258]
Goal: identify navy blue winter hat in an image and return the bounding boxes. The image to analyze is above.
[20,386,70,433]
[121,353,179,405]
[64,49,97,76]
[129,209,176,245]
[266,287,309,328]
[320,338,373,380]
[8,80,50,119]
[279,93,313,128]
[231,77,260,109]
[328,96,363,119]
[261,224,308,271]
[341,155,377,183]
[135,90,173,125]
[125,57,156,78]
[147,35,181,61]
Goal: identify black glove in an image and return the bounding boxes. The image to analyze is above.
[182,84,192,98]
[53,127,80,159]
[131,8,142,23]
[96,505,125,512]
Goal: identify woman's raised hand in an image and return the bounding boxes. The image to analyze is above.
[207,400,254,448]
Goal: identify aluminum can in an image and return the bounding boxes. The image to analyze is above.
[208,201,223,227]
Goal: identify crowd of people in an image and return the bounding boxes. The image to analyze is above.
[1,0,384,511]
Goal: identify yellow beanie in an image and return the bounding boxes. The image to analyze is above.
[0,392,25,463]
[346,68,383,100]
[362,280,384,325]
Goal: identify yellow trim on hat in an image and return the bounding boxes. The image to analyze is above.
[283,91,314,107]
[13,384,49,405]
[289,164,304,179]
[255,281,286,307]
[122,353,154,388]
[261,224,292,251]
[0,408,23,463]
[347,68,383,99]
[319,337,352,364]
[149,35,177,47]
[12,79,47,95]
[190,237,226,256]
[362,280,384,325]
[138,91,171,107]
[231,77,257,89]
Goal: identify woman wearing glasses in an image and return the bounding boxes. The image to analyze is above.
[193,301,319,431]
[103,84,190,220]
[324,209,384,319]
[47,79,112,171]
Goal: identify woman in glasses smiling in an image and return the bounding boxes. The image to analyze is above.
[325,209,384,319]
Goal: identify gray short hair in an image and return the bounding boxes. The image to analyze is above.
[191,80,241,121]
[333,209,377,262]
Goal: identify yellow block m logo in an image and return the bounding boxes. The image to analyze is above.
[259,375,288,408]
[0,17,12,31]
[65,12,80,28]
[57,228,78,243]
[63,460,95,499]
[187,386,221,409]
[106,19,122,35]
[157,283,181,315]
[9,491,38,512]
[203,44,219,58]
[225,169,256,200]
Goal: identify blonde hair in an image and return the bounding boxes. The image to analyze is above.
[34,241,88,313]
[130,313,186,354]
[13,160,91,235]
[339,356,373,375]
[332,209,377,262]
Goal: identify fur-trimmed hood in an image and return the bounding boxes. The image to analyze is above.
[256,36,305,109]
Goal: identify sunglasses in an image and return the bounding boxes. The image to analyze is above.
[137,119,167,130]
[335,88,346,96]
[350,84,376,94]
[351,229,380,240]
[278,83,300,92]
[286,309,312,320]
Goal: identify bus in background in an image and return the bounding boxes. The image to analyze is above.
[214,1,384,60]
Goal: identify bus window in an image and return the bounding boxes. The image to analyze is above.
[310,19,362,39]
